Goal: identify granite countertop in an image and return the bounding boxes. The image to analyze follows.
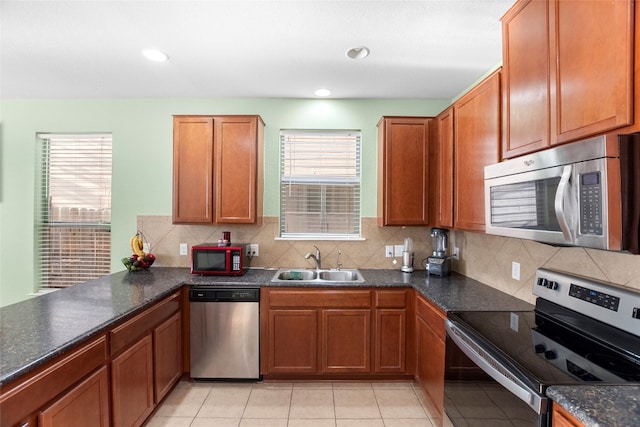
[0,267,531,386]
[3,266,636,426]
[547,385,640,427]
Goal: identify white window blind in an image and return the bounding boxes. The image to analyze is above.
[280,130,361,239]
[35,133,112,288]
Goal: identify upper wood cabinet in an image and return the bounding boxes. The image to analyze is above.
[453,70,501,232]
[501,0,551,158]
[172,115,264,224]
[433,107,454,228]
[377,116,432,226]
[501,0,634,158]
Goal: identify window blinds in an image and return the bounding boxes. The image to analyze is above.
[280,130,361,239]
[36,134,112,288]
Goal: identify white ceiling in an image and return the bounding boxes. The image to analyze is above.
[0,0,515,100]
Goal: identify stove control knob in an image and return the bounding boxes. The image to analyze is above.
[544,350,557,360]
[534,344,546,354]
[633,307,640,319]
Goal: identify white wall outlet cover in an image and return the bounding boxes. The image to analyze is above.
[512,261,521,281]
[385,245,393,257]
[179,243,188,256]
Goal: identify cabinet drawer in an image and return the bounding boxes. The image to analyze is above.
[110,292,180,355]
[415,295,446,341]
[267,289,372,308]
[375,289,408,308]
[0,335,107,427]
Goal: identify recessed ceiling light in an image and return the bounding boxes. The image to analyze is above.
[142,49,169,62]
[346,46,370,60]
[315,88,331,97]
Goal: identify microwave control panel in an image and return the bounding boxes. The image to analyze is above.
[579,171,602,236]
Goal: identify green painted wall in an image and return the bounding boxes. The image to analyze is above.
[0,97,450,306]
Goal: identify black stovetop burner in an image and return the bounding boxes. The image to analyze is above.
[449,298,640,388]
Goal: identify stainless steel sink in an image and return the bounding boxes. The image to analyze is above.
[271,268,364,283]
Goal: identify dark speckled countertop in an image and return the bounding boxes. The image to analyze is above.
[3,266,636,426]
[0,267,531,387]
[547,386,640,427]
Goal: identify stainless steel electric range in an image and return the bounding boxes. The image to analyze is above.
[444,268,640,426]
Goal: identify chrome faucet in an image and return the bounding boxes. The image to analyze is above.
[304,245,322,270]
[336,249,342,270]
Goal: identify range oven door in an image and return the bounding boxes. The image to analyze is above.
[444,319,549,427]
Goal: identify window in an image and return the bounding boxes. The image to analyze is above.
[35,133,112,288]
[280,130,361,239]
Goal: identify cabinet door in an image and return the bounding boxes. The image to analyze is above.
[502,0,551,158]
[267,309,318,373]
[321,309,371,373]
[111,335,154,427]
[416,316,445,417]
[153,311,182,403]
[374,309,406,373]
[435,107,454,228]
[550,0,633,144]
[39,367,110,427]
[214,116,263,224]
[377,117,431,226]
[454,71,501,232]
[415,295,446,418]
[172,116,214,223]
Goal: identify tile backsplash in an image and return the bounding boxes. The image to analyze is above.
[138,215,640,304]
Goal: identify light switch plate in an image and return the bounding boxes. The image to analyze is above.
[394,245,404,257]
[179,243,188,256]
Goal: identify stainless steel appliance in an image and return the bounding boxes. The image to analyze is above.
[189,287,260,379]
[484,134,640,253]
[428,227,451,276]
[191,244,246,276]
[444,268,640,426]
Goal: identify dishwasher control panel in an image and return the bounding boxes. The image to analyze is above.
[190,287,260,302]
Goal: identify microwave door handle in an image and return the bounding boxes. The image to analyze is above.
[555,165,573,242]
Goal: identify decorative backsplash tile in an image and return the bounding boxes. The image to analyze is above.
[138,215,640,303]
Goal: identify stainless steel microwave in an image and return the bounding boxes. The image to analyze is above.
[191,244,245,275]
[484,135,639,253]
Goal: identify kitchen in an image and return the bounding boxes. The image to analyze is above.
[2,1,640,427]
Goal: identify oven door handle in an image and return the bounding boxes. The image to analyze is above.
[445,319,547,414]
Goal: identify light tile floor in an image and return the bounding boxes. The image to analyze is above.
[147,381,439,427]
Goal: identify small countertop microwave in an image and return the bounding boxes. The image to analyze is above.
[191,244,245,275]
[484,134,639,253]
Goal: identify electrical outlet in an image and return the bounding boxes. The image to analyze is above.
[143,242,151,254]
[179,243,188,256]
[385,245,393,258]
[512,261,521,281]
[246,244,259,257]
[394,244,404,257]
[453,247,460,260]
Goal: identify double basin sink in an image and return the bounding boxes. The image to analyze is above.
[271,268,364,283]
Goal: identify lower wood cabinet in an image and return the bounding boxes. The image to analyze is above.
[39,366,110,427]
[111,335,155,427]
[110,291,183,427]
[321,309,371,373]
[154,311,183,402]
[415,293,446,421]
[261,288,410,379]
[552,402,584,427]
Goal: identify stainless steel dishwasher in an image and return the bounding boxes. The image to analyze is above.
[189,287,260,380]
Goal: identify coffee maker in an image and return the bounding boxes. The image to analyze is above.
[428,228,451,276]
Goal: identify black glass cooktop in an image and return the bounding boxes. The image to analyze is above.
[449,300,640,387]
